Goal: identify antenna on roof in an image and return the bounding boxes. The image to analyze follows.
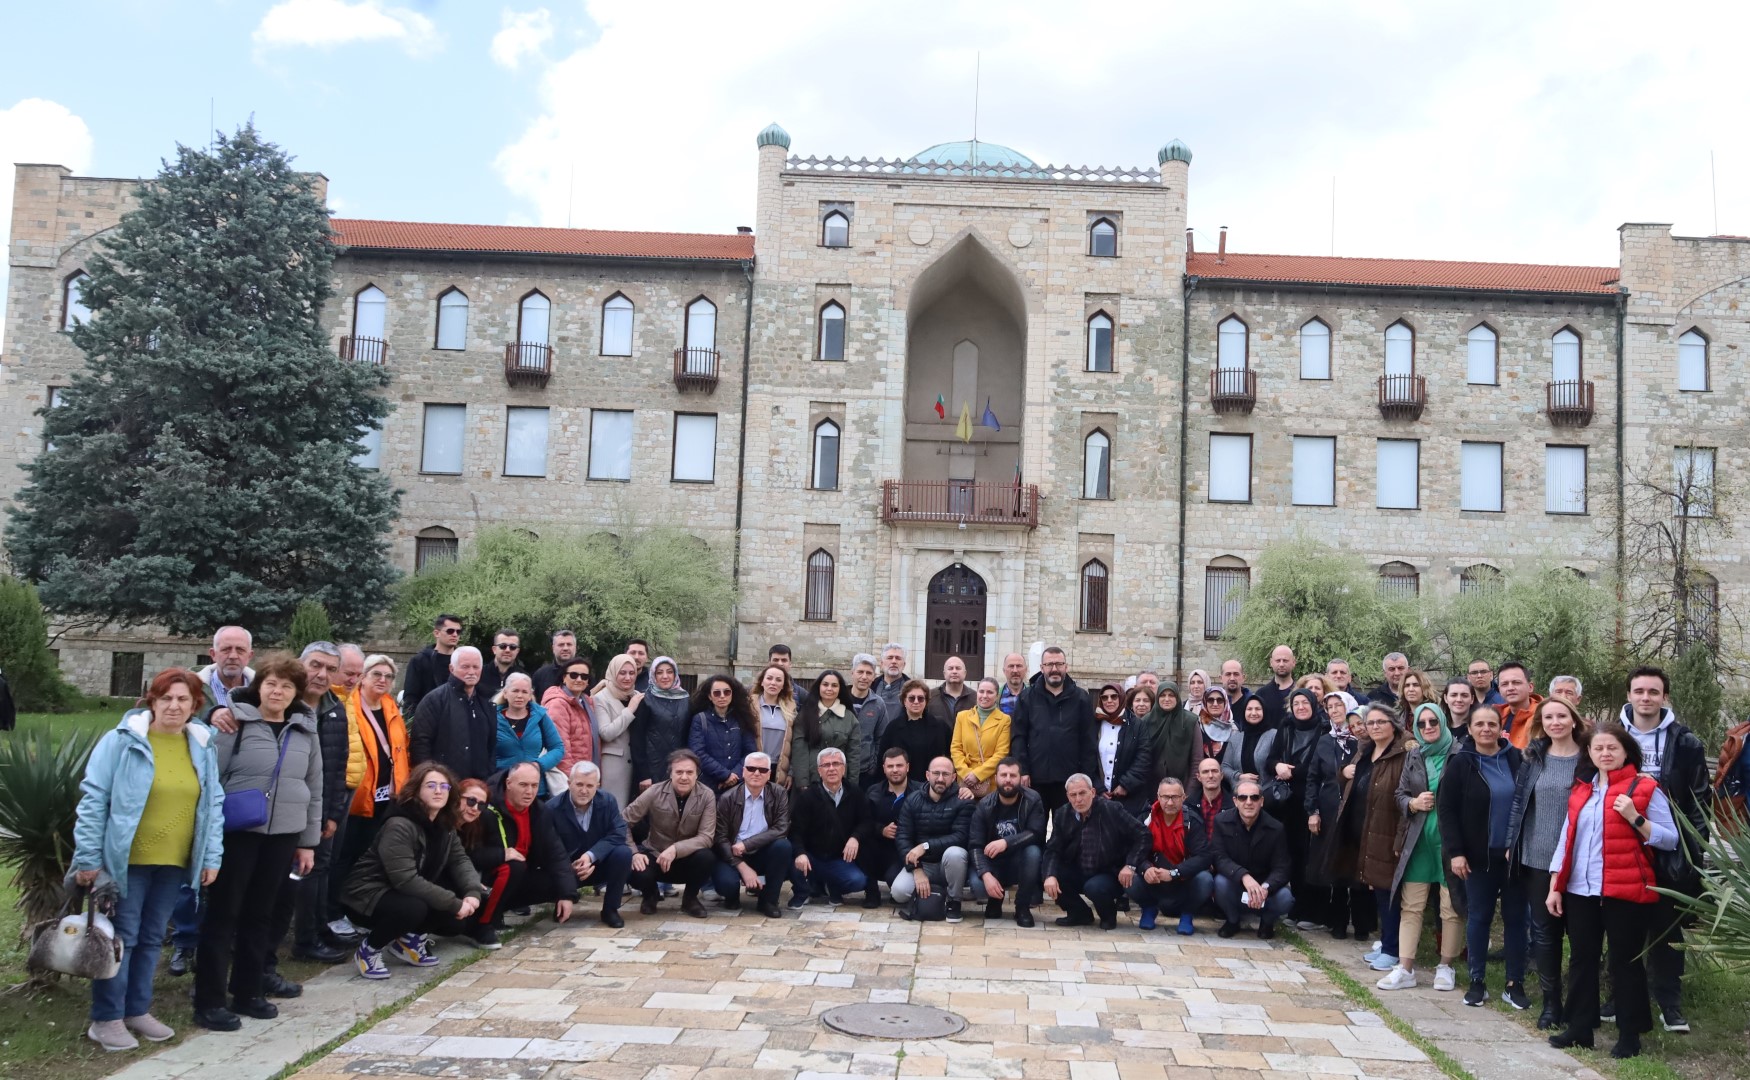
[567,162,575,229]
[971,51,981,172]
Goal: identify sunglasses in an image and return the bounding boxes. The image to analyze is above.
[906,695,927,702]
[1234,793,1263,802]
[439,628,461,635]
[1100,693,1120,701]
[710,687,733,696]
[565,671,590,680]
[461,796,486,808]
[494,643,519,650]
[743,765,770,773]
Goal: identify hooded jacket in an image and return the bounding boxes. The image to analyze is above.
[1616,702,1711,866]
[1009,672,1096,785]
[340,800,483,917]
[216,697,324,847]
[312,690,353,826]
[1436,739,1523,870]
[73,711,226,895]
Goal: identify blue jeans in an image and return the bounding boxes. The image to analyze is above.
[1128,869,1215,916]
[711,838,794,905]
[1374,886,1402,958]
[92,865,184,1021]
[170,884,202,950]
[1464,856,1526,986]
[1216,873,1294,927]
[798,855,869,899]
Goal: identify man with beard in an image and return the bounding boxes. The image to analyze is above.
[863,747,921,900]
[1219,659,1254,718]
[968,758,1044,926]
[1010,646,1095,813]
[891,756,973,923]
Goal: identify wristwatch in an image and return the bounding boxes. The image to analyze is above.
[1632,814,1648,829]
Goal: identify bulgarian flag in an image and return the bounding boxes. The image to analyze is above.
[934,394,947,419]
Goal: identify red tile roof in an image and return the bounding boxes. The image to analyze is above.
[331,219,755,262]
[1187,251,1620,295]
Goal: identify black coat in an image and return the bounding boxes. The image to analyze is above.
[401,645,452,716]
[1267,718,1326,815]
[1139,805,1214,879]
[531,661,566,700]
[1010,674,1096,785]
[879,716,952,785]
[314,690,352,826]
[790,781,874,862]
[1436,743,1523,871]
[409,677,498,782]
[865,779,922,849]
[1252,681,1295,727]
[630,692,692,787]
[478,661,526,706]
[894,788,973,863]
[1043,798,1150,880]
[1212,808,1291,892]
[1093,719,1155,815]
[467,791,579,903]
[968,787,1046,877]
[1302,733,1357,887]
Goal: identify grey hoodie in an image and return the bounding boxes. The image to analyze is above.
[216,700,324,847]
[1618,703,1676,780]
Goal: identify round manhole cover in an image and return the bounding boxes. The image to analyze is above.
[821,1003,966,1039]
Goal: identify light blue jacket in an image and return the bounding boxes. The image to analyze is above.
[72,711,226,896]
[495,702,565,796]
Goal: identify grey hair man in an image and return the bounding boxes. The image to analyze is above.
[712,752,793,917]
[790,747,879,908]
[550,759,633,928]
[1373,652,1409,708]
[1548,675,1582,711]
[1042,771,1149,931]
[408,645,496,782]
[335,644,366,697]
[848,652,890,788]
[200,625,255,707]
[875,642,910,713]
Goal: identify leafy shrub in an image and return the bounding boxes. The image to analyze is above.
[0,726,100,927]
[0,576,78,712]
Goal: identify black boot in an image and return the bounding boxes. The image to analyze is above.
[1537,991,1563,1031]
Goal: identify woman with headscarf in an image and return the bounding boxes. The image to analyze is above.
[631,657,692,795]
[1092,682,1154,816]
[1184,670,1211,711]
[795,669,863,791]
[1378,701,1463,992]
[590,653,643,804]
[1146,682,1199,789]
[1306,694,1371,939]
[1197,686,1235,765]
[751,663,797,788]
[1221,696,1278,788]
[1267,688,1326,921]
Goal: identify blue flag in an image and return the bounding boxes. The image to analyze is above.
[981,398,1000,431]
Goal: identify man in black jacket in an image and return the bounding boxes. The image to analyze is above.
[478,628,527,704]
[1252,646,1298,726]
[547,761,633,928]
[1044,773,1150,930]
[862,747,921,894]
[1010,646,1095,813]
[891,756,973,922]
[402,613,463,714]
[1213,779,1293,939]
[791,748,876,907]
[968,758,1044,926]
[410,647,497,781]
[1129,778,1214,935]
[711,752,792,917]
[530,629,582,699]
[472,762,578,947]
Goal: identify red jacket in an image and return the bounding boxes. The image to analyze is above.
[1554,766,1657,903]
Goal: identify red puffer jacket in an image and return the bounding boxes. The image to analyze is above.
[1554,766,1658,904]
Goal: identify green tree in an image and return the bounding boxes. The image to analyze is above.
[1668,643,1725,750]
[0,576,77,712]
[5,124,399,642]
[393,525,736,660]
[1223,537,1426,679]
[286,600,334,655]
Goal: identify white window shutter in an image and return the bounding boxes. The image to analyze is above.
[1292,436,1336,506]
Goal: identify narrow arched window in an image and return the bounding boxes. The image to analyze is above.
[518,291,550,347]
[1687,571,1719,645]
[686,297,717,353]
[1086,312,1113,372]
[821,211,849,248]
[1079,560,1110,632]
[1083,430,1111,499]
[1300,318,1330,379]
[435,288,468,350]
[1089,217,1117,257]
[1678,329,1709,391]
[1553,328,1582,381]
[818,301,845,360]
[811,419,841,490]
[62,271,91,331]
[1217,316,1248,372]
[1385,321,1414,376]
[804,549,836,621]
[601,294,633,356]
[1378,561,1419,599]
[1466,324,1497,384]
[353,285,386,339]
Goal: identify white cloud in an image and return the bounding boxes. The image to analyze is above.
[253,0,441,57]
[493,0,1750,266]
[0,98,95,352]
[491,8,554,70]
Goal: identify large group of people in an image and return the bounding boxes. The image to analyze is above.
[68,622,1719,1062]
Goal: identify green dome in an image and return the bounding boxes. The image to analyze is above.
[910,140,1037,168]
[1158,140,1192,166]
[756,123,791,150]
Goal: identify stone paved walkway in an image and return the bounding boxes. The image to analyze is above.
[293,906,1448,1080]
[1295,930,1606,1080]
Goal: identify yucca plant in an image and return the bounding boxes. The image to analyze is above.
[0,727,100,930]
[1663,810,1750,971]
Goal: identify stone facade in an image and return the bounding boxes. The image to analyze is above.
[3,138,1746,695]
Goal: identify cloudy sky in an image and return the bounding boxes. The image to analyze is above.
[3,0,1746,335]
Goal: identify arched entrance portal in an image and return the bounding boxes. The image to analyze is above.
[926,563,987,681]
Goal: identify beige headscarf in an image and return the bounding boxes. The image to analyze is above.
[602,653,636,701]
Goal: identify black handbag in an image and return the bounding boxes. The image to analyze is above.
[1634,775,1704,897]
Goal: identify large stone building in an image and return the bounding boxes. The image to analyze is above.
[4,127,1745,694]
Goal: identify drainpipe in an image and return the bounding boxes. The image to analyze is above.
[1175,275,1199,682]
[727,259,756,671]
[1613,287,1628,647]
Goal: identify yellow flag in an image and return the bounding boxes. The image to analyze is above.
[956,402,973,443]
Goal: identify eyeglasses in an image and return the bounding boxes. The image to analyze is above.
[905,695,927,703]
[461,796,486,808]
[1234,793,1263,802]
[494,643,519,650]
[1365,719,1393,728]
[743,765,770,773]
[423,781,452,792]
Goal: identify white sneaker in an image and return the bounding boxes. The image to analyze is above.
[1376,965,1418,991]
[1432,964,1457,991]
[88,1020,138,1052]
[328,916,359,938]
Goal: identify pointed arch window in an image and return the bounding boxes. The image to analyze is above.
[1079,560,1110,632]
[685,297,717,353]
[1467,324,1497,384]
[821,211,850,248]
[1217,316,1249,370]
[62,271,91,331]
[353,285,386,339]
[811,419,841,490]
[1083,429,1111,499]
[1553,328,1582,381]
[804,549,836,621]
[435,288,468,350]
[1385,321,1414,376]
[1300,318,1331,379]
[817,301,845,360]
[1086,312,1114,372]
[601,294,634,356]
[1678,329,1709,391]
[1089,217,1118,257]
[518,290,551,347]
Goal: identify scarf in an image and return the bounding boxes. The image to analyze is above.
[1095,683,1126,725]
[1412,702,1454,789]
[602,653,636,703]
[1201,705,1234,746]
[1146,684,1199,771]
[649,656,689,700]
[975,705,996,725]
[1288,688,1324,731]
[1147,802,1188,865]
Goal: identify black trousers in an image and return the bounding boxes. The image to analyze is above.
[345,892,469,950]
[1034,781,1068,815]
[1053,866,1123,922]
[265,829,337,970]
[195,831,298,1010]
[1523,868,1565,1003]
[1565,894,1654,1037]
[330,811,384,915]
[1322,883,1376,936]
[629,848,715,894]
